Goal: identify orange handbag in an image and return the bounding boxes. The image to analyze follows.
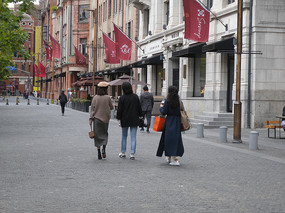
[153,116,166,132]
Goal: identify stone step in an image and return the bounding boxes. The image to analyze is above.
[195,115,233,122]
[202,112,234,118]
[191,112,234,129]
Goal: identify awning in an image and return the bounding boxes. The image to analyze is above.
[172,43,205,57]
[132,54,163,68]
[202,37,235,53]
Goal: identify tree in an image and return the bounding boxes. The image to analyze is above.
[0,0,35,80]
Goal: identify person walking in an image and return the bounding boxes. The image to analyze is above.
[59,91,67,116]
[156,85,184,166]
[89,81,114,160]
[117,82,143,160]
[140,85,154,133]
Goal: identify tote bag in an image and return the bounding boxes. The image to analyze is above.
[153,116,166,132]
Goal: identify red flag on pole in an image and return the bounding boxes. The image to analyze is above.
[113,23,132,60]
[44,41,52,60]
[49,34,61,59]
[38,61,46,77]
[74,46,87,65]
[102,32,120,64]
[183,0,210,42]
[33,63,39,77]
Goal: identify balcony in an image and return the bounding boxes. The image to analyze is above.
[130,0,151,10]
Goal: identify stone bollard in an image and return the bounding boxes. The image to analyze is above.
[56,99,58,105]
[27,99,30,105]
[219,126,228,143]
[46,99,49,105]
[150,116,156,128]
[197,123,204,138]
[16,97,19,105]
[249,131,259,150]
[51,99,54,104]
[37,99,39,105]
[6,99,9,105]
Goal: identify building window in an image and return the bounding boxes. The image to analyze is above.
[22,63,25,74]
[127,21,132,38]
[14,51,17,58]
[78,5,89,22]
[28,48,31,54]
[113,0,117,14]
[12,64,17,74]
[103,1,107,21]
[228,0,235,4]
[164,1,169,26]
[194,54,206,97]
[22,22,26,26]
[108,0,112,18]
[42,26,47,41]
[79,38,87,55]
[207,0,213,9]
[143,9,149,38]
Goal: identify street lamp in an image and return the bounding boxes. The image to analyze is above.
[85,0,99,96]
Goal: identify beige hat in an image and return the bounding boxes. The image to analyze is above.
[98,81,109,87]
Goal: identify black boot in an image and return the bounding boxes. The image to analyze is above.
[97,148,102,160]
[102,145,106,158]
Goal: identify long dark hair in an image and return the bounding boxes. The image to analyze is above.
[167,85,179,109]
[97,87,107,96]
[122,82,133,95]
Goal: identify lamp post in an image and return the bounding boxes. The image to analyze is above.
[233,0,243,143]
[86,0,99,96]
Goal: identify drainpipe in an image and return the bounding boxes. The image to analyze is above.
[247,0,253,128]
[70,0,72,55]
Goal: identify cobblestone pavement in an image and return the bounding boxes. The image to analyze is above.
[1,97,285,213]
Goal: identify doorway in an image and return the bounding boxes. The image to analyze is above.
[227,54,234,112]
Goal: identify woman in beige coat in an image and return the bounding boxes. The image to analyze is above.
[89,81,114,160]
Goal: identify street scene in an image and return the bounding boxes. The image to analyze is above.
[1,97,285,212]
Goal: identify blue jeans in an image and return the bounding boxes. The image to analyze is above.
[121,126,138,154]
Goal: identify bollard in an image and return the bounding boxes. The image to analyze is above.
[51,99,54,104]
[16,97,19,105]
[219,126,228,143]
[46,99,49,105]
[197,123,204,138]
[150,116,156,128]
[37,99,39,105]
[249,131,259,150]
[56,99,58,105]
[6,99,9,105]
[27,99,30,105]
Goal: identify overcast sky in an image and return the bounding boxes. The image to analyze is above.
[8,0,40,8]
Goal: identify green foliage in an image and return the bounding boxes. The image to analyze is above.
[51,6,57,12]
[0,0,35,80]
[72,98,91,104]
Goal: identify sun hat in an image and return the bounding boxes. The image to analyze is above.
[98,81,109,87]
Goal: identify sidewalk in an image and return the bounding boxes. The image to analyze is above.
[0,96,285,212]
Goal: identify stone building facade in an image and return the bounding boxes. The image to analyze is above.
[132,0,285,128]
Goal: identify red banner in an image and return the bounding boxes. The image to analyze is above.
[33,63,39,77]
[114,24,132,60]
[38,61,46,77]
[102,32,120,64]
[44,41,52,60]
[74,46,87,65]
[183,0,210,42]
[49,34,61,59]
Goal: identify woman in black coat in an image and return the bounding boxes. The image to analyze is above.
[117,82,143,160]
[156,86,184,166]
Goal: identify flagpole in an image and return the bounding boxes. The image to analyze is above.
[196,0,228,31]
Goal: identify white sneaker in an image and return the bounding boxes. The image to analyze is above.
[130,154,135,160]
[165,156,171,163]
[169,160,180,166]
[118,152,126,158]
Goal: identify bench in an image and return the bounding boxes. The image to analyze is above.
[264,120,282,139]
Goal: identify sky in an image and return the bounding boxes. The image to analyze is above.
[8,0,40,8]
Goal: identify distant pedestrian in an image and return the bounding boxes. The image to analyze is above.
[117,82,143,160]
[140,85,154,133]
[89,81,114,160]
[59,91,67,116]
[156,85,184,166]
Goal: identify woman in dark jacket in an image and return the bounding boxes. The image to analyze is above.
[156,86,184,166]
[117,82,143,160]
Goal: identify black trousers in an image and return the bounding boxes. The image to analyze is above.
[141,110,152,131]
[60,102,65,114]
